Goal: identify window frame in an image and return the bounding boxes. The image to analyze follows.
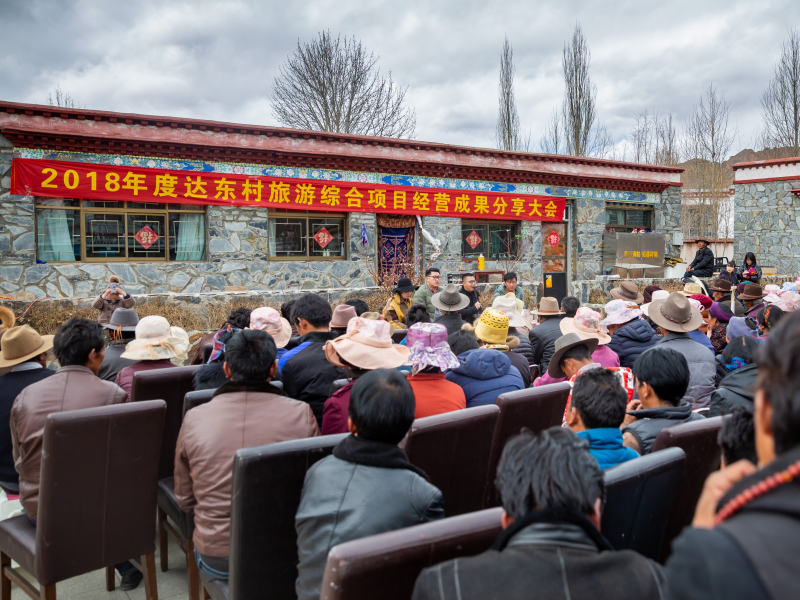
[604,205,653,233]
[33,199,207,263]
[460,220,519,260]
[267,210,348,261]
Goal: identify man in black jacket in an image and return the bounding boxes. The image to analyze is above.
[457,273,482,324]
[281,294,344,426]
[665,310,800,600]
[412,427,665,600]
[683,237,715,282]
[528,297,564,376]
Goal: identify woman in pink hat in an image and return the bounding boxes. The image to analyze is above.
[404,323,465,418]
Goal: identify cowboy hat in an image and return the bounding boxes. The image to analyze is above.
[648,292,705,333]
[432,283,470,312]
[504,291,524,313]
[530,297,564,316]
[548,332,599,379]
[0,306,15,335]
[0,325,54,368]
[610,281,644,304]
[640,290,670,317]
[101,307,139,333]
[680,282,704,296]
[695,236,712,244]
[248,306,292,347]
[491,295,527,328]
[392,277,417,294]
[330,304,359,329]
[561,307,611,345]
[324,317,409,370]
[709,279,733,293]
[121,316,190,361]
[737,284,767,301]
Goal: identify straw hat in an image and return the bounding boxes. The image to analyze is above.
[504,291,524,312]
[248,307,292,348]
[121,316,190,361]
[491,295,527,328]
[640,290,670,317]
[681,282,704,296]
[648,292,705,333]
[324,317,409,370]
[432,284,470,312]
[560,307,611,345]
[530,297,564,316]
[709,279,733,293]
[473,309,510,345]
[548,333,599,378]
[330,304,358,329]
[610,281,644,304]
[0,325,54,368]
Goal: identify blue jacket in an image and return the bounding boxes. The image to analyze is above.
[689,328,715,352]
[445,349,524,408]
[577,428,640,470]
[606,319,659,369]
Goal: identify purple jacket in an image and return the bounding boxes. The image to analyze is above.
[321,381,355,436]
[533,344,620,387]
[114,359,175,397]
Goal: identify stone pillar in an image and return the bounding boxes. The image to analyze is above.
[421,216,461,276]
[575,198,604,280]
[654,185,682,259]
[517,221,542,284]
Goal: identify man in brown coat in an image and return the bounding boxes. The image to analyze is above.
[175,329,319,580]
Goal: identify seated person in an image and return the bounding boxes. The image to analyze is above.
[432,284,470,334]
[464,309,531,387]
[281,294,345,426]
[682,237,714,282]
[665,310,800,599]
[457,272,482,324]
[566,368,640,469]
[344,298,369,316]
[248,306,292,362]
[404,323,466,418]
[492,295,535,364]
[176,330,319,580]
[383,278,417,327]
[114,315,190,395]
[398,304,431,346]
[603,300,658,369]
[718,406,757,467]
[412,427,666,600]
[329,304,358,335]
[709,336,760,417]
[561,295,581,318]
[756,304,783,339]
[189,306,251,364]
[296,369,444,600]
[193,327,238,391]
[623,347,703,455]
[98,307,138,381]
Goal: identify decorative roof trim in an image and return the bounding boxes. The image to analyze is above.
[731,156,800,170]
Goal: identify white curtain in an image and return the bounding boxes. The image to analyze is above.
[37,208,76,262]
[175,213,205,261]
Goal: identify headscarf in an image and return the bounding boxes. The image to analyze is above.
[208,325,242,363]
[642,285,663,305]
[727,317,760,341]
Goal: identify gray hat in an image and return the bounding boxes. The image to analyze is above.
[102,307,139,332]
[548,332,599,379]
[431,283,470,312]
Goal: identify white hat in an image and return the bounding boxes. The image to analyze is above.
[121,315,189,362]
[601,299,643,327]
[641,290,670,317]
[491,295,527,328]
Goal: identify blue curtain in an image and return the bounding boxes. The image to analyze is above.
[380,227,411,277]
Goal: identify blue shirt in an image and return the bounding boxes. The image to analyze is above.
[689,328,715,352]
[576,428,640,470]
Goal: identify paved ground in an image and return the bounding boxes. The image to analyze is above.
[9,533,192,600]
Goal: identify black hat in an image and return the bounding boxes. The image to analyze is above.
[392,277,417,294]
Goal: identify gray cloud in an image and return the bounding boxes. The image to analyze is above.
[0,0,796,157]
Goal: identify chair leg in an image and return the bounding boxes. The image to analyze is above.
[186,537,200,600]
[39,585,55,600]
[141,553,158,600]
[0,553,10,600]
[158,507,169,572]
[201,583,210,600]
[105,565,115,591]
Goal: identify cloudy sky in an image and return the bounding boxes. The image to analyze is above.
[0,0,796,158]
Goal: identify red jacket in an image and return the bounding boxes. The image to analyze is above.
[406,373,466,419]
[321,381,355,435]
[115,359,175,397]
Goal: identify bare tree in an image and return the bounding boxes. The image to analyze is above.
[539,108,562,154]
[271,31,416,138]
[760,28,800,156]
[496,36,527,151]
[629,109,681,165]
[46,86,83,109]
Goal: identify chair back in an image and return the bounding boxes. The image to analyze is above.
[602,447,685,560]
[183,388,216,418]
[228,434,348,600]
[320,508,503,600]
[485,383,571,507]
[391,329,407,344]
[131,365,201,479]
[652,416,724,562]
[35,401,166,586]
[402,405,499,516]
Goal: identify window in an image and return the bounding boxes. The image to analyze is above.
[268,211,347,259]
[461,221,518,259]
[34,199,206,263]
[605,206,652,232]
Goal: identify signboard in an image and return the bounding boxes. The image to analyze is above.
[603,232,666,277]
[12,158,567,222]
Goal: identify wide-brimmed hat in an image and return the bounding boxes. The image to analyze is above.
[432,284,470,312]
[121,315,189,361]
[681,282,704,296]
[710,279,733,293]
[777,291,800,313]
[405,322,459,375]
[695,236,712,244]
[0,325,54,368]
[648,292,705,333]
[548,333,599,379]
[610,281,644,304]
[330,304,358,329]
[324,317,409,370]
[561,307,611,345]
[738,284,767,301]
[474,309,510,345]
[102,307,139,333]
[0,307,15,336]
[530,297,564,316]
[504,292,524,312]
[600,300,643,328]
[248,306,292,348]
[491,296,527,328]
[640,290,670,318]
[392,277,417,294]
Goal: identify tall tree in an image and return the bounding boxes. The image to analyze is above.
[496,36,526,151]
[629,108,681,166]
[47,86,83,109]
[271,31,416,139]
[760,28,800,156]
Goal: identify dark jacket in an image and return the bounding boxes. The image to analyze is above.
[457,286,482,324]
[281,330,345,426]
[98,341,137,382]
[606,319,659,369]
[718,270,739,286]
[434,313,466,335]
[689,246,714,274]
[412,510,666,600]
[193,360,227,391]
[0,367,55,487]
[508,328,535,366]
[501,345,531,388]
[736,263,762,284]
[296,435,444,600]
[622,401,704,454]
[446,349,525,408]
[665,445,800,600]
[709,364,758,417]
[529,316,563,376]
[656,333,716,409]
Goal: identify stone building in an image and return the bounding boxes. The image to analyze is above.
[0,101,683,302]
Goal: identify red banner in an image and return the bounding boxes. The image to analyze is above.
[11,158,565,222]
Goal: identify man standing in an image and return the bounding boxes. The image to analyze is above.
[683,237,715,282]
[413,268,441,320]
[458,273,482,323]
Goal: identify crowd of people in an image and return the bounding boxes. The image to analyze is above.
[0,265,797,599]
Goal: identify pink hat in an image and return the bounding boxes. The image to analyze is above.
[560,307,612,345]
[405,322,459,376]
[777,291,800,313]
[405,322,449,348]
[324,317,409,369]
[600,299,643,327]
[330,304,358,329]
[248,307,292,348]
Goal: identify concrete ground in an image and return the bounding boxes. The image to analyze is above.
[9,533,192,600]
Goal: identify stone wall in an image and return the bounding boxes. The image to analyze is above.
[655,185,683,259]
[574,198,605,280]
